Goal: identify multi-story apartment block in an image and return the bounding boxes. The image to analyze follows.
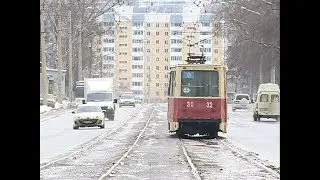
[96,0,225,101]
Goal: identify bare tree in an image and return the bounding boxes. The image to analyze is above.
[209,0,279,89]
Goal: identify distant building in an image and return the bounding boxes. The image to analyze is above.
[95,1,225,101]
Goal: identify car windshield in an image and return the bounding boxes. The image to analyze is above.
[76,106,101,113]
[87,93,112,102]
[236,95,249,100]
[121,95,134,99]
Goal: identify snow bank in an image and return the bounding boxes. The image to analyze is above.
[40,105,52,114]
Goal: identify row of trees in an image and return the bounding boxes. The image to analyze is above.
[40,0,130,100]
[208,0,280,91]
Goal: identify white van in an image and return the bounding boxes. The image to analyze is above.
[253,83,280,121]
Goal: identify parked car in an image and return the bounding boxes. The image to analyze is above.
[72,104,106,129]
[119,94,136,107]
[232,94,250,111]
[40,93,56,108]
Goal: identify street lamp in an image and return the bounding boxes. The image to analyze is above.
[88,40,92,78]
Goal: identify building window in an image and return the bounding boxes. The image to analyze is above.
[156,40,159,44]
[164,83,168,87]
[119,43,127,47]
[156,49,159,53]
[156,32,159,35]
[214,40,218,44]
[165,32,169,36]
[147,32,151,36]
[165,23,169,27]
[171,39,183,44]
[146,40,150,44]
[165,58,168,62]
[171,31,182,35]
[165,49,168,53]
[171,48,182,52]
[119,52,127,55]
[165,40,168,44]
[119,60,127,64]
[156,83,159,87]
[147,49,150,53]
[165,66,168,70]
[132,65,143,69]
[132,39,143,43]
[156,23,159,27]
[165,74,168,78]
[132,73,143,77]
[132,82,143,86]
[147,23,150,27]
[97,48,101,53]
[133,30,143,35]
[132,56,143,61]
[119,35,127,38]
[156,91,159,96]
[133,47,143,52]
[156,74,159,78]
[156,66,159,70]
[104,39,114,43]
[171,56,182,61]
[214,58,218,62]
[214,49,218,53]
[200,48,211,53]
[156,57,159,61]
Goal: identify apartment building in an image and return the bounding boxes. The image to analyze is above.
[97,1,225,101]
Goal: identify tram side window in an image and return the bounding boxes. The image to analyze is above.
[181,70,219,97]
[168,71,176,96]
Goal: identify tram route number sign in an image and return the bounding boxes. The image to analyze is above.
[186,101,214,108]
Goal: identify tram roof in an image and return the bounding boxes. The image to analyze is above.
[170,63,227,70]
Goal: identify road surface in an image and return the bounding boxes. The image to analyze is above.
[41,103,279,179]
[40,104,141,165]
[227,104,280,167]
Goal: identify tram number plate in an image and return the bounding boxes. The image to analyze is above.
[206,102,213,108]
[187,101,194,107]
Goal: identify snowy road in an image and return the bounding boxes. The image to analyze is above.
[41,103,279,179]
[227,104,280,167]
[40,104,142,165]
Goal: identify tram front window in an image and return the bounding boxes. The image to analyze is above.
[181,70,219,97]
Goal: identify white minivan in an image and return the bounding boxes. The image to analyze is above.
[253,83,280,121]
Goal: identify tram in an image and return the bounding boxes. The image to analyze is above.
[167,53,228,138]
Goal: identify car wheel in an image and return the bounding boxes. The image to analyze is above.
[73,125,79,130]
[276,116,280,121]
[99,124,105,129]
[232,108,236,112]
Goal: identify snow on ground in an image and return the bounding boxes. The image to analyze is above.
[41,100,71,114]
[40,105,52,114]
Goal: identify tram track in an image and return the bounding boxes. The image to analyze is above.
[40,104,145,170]
[98,104,158,179]
[180,136,280,179]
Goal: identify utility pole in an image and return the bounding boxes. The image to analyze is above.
[40,0,48,105]
[57,0,63,104]
[78,17,83,81]
[270,47,276,83]
[88,39,92,78]
[68,9,73,101]
[259,38,263,84]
